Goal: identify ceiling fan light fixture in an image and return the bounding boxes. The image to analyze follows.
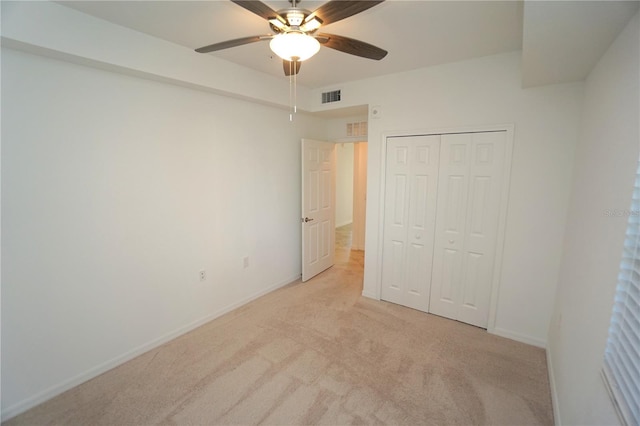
[286,11,305,26]
[269,32,320,61]
[268,17,287,30]
[300,16,322,32]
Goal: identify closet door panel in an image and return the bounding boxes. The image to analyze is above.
[381,142,411,305]
[429,134,471,319]
[430,131,506,328]
[404,141,439,311]
[381,136,440,312]
[457,132,506,327]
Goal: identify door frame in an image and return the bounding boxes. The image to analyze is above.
[375,124,514,333]
[352,141,368,251]
[332,138,368,251]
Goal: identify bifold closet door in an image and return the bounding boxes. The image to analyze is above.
[381,135,440,312]
[429,131,506,328]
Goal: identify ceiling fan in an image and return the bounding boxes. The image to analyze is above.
[195,0,388,76]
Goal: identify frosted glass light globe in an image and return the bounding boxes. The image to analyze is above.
[270,32,320,62]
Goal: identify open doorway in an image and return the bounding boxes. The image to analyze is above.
[335,141,367,263]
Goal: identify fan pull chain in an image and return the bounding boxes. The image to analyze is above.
[288,59,299,122]
[289,62,293,121]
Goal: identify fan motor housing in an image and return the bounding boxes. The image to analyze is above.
[270,8,314,33]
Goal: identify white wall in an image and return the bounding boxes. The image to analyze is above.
[547,12,639,426]
[1,1,311,111]
[1,48,327,419]
[335,143,354,228]
[312,52,584,347]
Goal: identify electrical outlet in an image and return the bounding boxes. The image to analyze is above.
[243,257,249,269]
[199,269,206,281]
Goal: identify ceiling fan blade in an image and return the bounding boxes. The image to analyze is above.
[316,33,387,60]
[283,60,302,76]
[195,35,266,53]
[231,0,280,20]
[311,0,384,26]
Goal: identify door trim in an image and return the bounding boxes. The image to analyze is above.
[375,124,514,333]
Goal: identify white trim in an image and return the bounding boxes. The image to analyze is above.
[490,327,546,348]
[487,125,515,332]
[1,274,301,422]
[332,137,368,144]
[546,344,562,426]
[380,123,516,140]
[362,290,379,299]
[375,124,515,331]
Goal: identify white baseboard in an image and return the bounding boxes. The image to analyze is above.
[335,220,353,228]
[361,290,379,300]
[489,327,547,348]
[546,344,561,426]
[1,273,301,422]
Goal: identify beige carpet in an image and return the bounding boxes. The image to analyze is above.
[5,227,553,425]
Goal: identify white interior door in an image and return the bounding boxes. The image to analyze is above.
[429,131,506,328]
[301,139,335,282]
[381,135,440,312]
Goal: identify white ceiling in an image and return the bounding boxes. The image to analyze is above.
[522,0,639,87]
[57,0,638,90]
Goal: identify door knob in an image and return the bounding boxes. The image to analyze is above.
[302,217,314,223]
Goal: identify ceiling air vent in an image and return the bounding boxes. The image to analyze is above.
[321,90,341,104]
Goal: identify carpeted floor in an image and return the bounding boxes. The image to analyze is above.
[5,225,553,425]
